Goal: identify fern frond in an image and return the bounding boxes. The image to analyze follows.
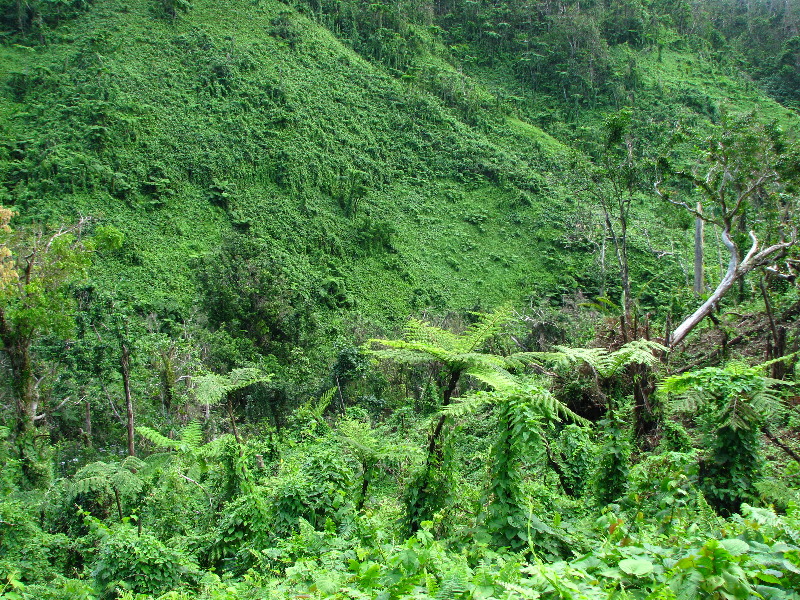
[515,346,607,374]
[194,368,271,405]
[606,340,666,376]
[179,421,204,450]
[109,469,144,496]
[120,456,145,472]
[372,339,456,363]
[516,340,665,379]
[403,318,460,351]
[465,364,518,391]
[228,367,270,389]
[517,380,589,425]
[194,373,229,406]
[316,389,335,419]
[435,573,469,600]
[136,425,180,451]
[70,460,144,499]
[459,305,514,353]
[142,452,175,470]
[442,392,493,417]
[196,434,232,458]
[72,474,110,495]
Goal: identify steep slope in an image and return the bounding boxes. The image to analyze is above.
[0,0,582,321]
[0,0,796,351]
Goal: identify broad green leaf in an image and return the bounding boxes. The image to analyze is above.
[619,558,654,576]
[720,539,750,556]
[755,572,782,584]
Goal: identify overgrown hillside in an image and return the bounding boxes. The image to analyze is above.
[1,0,795,338]
[1,1,800,598]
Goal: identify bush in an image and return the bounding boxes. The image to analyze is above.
[92,524,200,598]
[0,499,71,585]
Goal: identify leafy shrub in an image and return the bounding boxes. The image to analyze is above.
[92,524,200,598]
[155,0,192,20]
[272,442,354,535]
[659,419,693,452]
[627,450,714,535]
[0,499,71,585]
[206,491,271,572]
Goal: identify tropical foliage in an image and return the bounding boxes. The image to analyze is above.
[0,0,799,598]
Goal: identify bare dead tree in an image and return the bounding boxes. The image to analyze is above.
[655,116,798,349]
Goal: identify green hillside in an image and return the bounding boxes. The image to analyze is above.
[1,0,580,318]
[3,0,794,335]
[1,1,800,598]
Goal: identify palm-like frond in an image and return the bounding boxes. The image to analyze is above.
[368,306,514,367]
[515,339,666,379]
[195,434,230,458]
[70,460,143,498]
[136,421,206,453]
[441,392,493,417]
[179,421,204,450]
[513,379,588,425]
[458,305,514,353]
[604,339,665,376]
[661,360,788,430]
[403,318,461,351]
[120,456,145,472]
[337,418,419,465]
[444,379,589,425]
[464,363,519,391]
[194,368,271,406]
[136,425,181,451]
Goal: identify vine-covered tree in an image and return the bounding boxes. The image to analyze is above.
[661,361,788,514]
[0,209,91,432]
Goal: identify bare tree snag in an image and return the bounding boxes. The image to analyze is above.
[668,230,792,348]
[121,342,135,457]
[655,116,798,349]
[694,202,704,295]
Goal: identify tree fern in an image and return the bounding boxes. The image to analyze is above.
[336,417,418,510]
[368,306,516,377]
[474,379,587,550]
[70,460,145,521]
[194,367,271,443]
[136,421,207,454]
[446,380,588,426]
[71,460,144,497]
[661,361,786,431]
[179,420,204,450]
[660,360,790,514]
[434,573,469,600]
[136,425,181,452]
[367,307,518,532]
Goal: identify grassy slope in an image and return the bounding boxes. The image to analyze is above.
[0,0,797,334]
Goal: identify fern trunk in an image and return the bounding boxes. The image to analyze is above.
[426,369,460,463]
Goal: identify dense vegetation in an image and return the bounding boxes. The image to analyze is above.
[0,0,800,598]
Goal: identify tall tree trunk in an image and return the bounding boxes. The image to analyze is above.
[84,397,92,447]
[11,341,36,432]
[694,203,704,295]
[603,201,632,339]
[121,342,135,457]
[227,397,241,444]
[426,369,461,463]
